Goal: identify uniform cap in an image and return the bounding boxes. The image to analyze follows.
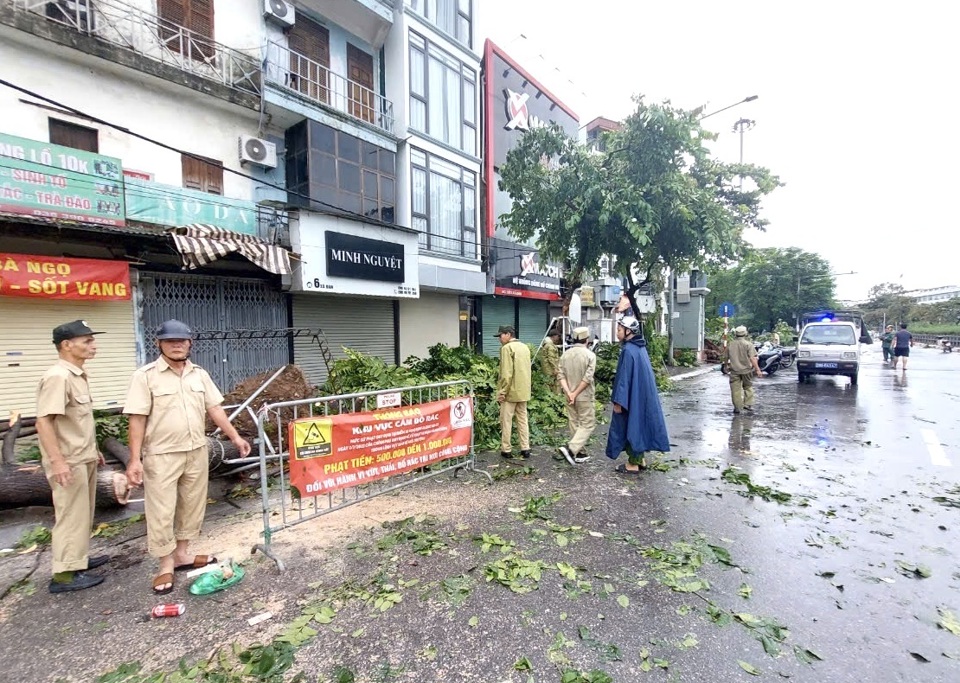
[52,320,103,345]
[572,326,590,341]
[494,325,516,337]
[734,325,748,336]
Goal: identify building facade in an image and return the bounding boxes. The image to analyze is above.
[478,40,579,355]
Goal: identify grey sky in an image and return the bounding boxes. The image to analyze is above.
[478,1,959,302]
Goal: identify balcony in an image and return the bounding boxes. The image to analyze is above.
[2,0,260,106]
[265,41,395,135]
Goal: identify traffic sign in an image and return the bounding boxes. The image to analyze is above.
[717,302,737,317]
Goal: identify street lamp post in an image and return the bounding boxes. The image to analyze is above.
[733,118,756,190]
[698,95,759,121]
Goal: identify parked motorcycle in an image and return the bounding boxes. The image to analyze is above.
[755,342,797,375]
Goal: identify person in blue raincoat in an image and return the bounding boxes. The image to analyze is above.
[605,315,671,473]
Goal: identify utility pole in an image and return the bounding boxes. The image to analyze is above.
[732,118,756,190]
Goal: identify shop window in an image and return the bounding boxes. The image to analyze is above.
[411,147,476,259]
[49,119,98,153]
[181,154,223,195]
[408,32,477,155]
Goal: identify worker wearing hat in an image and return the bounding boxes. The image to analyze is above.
[35,320,109,593]
[723,325,762,414]
[557,327,597,465]
[123,320,251,595]
[494,325,532,459]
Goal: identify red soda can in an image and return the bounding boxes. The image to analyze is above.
[151,603,185,618]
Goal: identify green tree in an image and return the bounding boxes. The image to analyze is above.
[862,282,914,328]
[734,248,835,331]
[497,98,781,309]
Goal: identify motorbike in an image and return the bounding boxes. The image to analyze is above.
[939,338,954,353]
[755,342,797,375]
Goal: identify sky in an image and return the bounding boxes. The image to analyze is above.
[477,0,960,303]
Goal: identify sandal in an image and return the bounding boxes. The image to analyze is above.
[615,463,641,476]
[174,555,218,572]
[152,572,174,595]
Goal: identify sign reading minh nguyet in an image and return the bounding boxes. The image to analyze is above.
[483,41,579,300]
[291,213,420,298]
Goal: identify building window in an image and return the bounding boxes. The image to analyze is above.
[411,148,476,259]
[405,0,471,46]
[49,119,98,153]
[158,0,215,58]
[409,32,476,155]
[285,120,396,223]
[182,154,223,195]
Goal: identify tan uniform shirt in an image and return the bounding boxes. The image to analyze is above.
[540,339,560,381]
[726,337,757,375]
[123,357,224,455]
[36,360,98,467]
[558,345,596,403]
[498,340,532,402]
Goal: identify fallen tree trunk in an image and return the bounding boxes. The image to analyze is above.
[2,412,23,466]
[0,463,130,511]
[102,436,247,472]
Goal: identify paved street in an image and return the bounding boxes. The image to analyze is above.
[1,344,958,682]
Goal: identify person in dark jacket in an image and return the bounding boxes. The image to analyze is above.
[605,316,671,474]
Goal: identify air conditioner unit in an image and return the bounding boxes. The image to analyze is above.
[264,0,295,27]
[239,135,278,169]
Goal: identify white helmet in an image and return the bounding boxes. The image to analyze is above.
[618,315,641,334]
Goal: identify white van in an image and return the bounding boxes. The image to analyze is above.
[796,321,863,385]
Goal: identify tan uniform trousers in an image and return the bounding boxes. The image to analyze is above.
[729,372,755,411]
[566,400,597,455]
[143,446,209,558]
[499,401,530,453]
[46,461,97,573]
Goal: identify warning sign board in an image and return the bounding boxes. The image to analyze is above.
[288,397,473,496]
[291,419,332,458]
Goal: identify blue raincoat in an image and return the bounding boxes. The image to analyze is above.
[605,335,671,459]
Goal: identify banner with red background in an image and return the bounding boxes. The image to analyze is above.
[0,253,131,300]
[288,397,474,497]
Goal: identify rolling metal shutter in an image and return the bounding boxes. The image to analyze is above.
[480,296,515,357]
[518,298,549,347]
[138,272,288,391]
[0,297,137,417]
[291,294,397,388]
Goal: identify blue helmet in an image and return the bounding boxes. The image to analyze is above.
[155,319,193,340]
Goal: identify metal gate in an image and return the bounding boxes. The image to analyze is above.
[253,380,490,570]
[138,272,288,390]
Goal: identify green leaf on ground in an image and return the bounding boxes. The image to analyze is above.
[738,660,761,675]
[938,608,960,636]
[895,560,932,579]
[739,583,753,599]
[467,616,479,628]
[617,595,630,608]
[793,646,824,664]
[514,657,533,671]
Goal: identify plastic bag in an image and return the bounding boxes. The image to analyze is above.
[189,562,245,595]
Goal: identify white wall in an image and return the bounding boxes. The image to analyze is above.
[0,38,268,201]
[400,291,460,359]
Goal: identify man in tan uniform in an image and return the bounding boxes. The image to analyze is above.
[495,325,532,459]
[724,325,762,414]
[123,320,250,594]
[36,320,109,593]
[557,326,597,466]
[539,330,561,392]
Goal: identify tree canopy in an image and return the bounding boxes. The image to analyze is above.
[497,98,782,306]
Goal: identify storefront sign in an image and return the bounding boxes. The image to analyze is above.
[124,178,257,235]
[326,231,404,283]
[288,397,474,496]
[491,238,561,300]
[0,133,124,227]
[0,253,131,300]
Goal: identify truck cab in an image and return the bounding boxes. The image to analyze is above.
[796,320,865,385]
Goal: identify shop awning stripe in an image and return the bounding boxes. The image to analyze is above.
[168,224,291,275]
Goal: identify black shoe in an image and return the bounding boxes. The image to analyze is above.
[743,406,753,412]
[574,452,591,464]
[500,451,514,460]
[86,555,110,570]
[519,450,531,459]
[558,446,576,465]
[733,408,741,414]
[49,571,104,594]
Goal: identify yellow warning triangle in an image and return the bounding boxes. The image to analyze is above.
[302,422,327,445]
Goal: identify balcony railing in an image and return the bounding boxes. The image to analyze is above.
[9,0,260,96]
[266,41,394,135]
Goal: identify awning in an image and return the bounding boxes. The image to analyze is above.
[168,224,292,276]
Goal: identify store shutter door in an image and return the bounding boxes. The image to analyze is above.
[138,272,288,391]
[480,296,515,358]
[291,294,396,388]
[0,297,137,417]
[517,298,548,347]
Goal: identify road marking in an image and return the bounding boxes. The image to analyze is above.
[920,428,952,467]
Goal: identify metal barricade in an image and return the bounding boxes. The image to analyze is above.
[252,380,491,570]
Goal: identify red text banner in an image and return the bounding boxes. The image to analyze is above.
[288,397,474,496]
[0,253,131,300]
